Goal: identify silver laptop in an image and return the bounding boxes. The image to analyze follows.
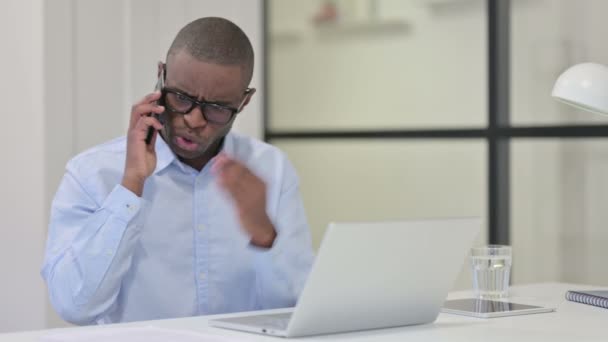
[209,218,481,337]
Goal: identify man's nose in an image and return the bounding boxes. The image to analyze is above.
[184,105,207,128]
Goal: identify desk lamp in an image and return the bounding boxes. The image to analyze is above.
[552,62,608,114]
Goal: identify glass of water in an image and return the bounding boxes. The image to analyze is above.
[470,245,512,299]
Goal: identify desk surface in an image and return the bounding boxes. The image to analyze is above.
[2,283,607,341]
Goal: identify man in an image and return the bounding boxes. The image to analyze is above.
[41,17,314,325]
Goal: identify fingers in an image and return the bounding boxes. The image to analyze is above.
[129,91,164,129]
[129,104,165,129]
[213,154,251,196]
[213,155,246,179]
[136,115,164,131]
[213,154,271,245]
[135,90,162,106]
[130,115,164,144]
[211,154,231,174]
[146,127,159,150]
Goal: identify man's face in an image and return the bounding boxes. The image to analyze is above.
[161,50,249,163]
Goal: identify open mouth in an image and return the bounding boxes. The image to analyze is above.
[175,136,199,151]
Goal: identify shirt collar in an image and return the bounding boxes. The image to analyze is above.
[152,134,175,175]
[153,133,235,175]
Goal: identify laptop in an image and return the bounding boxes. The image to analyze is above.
[208,218,481,337]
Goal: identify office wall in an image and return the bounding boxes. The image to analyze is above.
[270,0,487,130]
[0,0,47,333]
[0,0,263,333]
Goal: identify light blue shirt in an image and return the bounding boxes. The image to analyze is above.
[41,132,314,325]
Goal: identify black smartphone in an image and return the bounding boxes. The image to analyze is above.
[145,71,166,145]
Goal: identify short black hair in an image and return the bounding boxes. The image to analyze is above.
[167,17,254,86]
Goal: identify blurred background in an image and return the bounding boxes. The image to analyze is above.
[3,0,608,333]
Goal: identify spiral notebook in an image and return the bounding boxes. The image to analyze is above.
[565,290,608,309]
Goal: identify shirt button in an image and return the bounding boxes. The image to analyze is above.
[199,273,205,281]
[197,224,206,232]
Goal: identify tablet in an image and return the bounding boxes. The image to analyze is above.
[441,298,555,318]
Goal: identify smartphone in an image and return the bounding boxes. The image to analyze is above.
[442,298,555,318]
[145,71,166,145]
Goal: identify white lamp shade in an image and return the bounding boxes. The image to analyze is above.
[551,62,608,115]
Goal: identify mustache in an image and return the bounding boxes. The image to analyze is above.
[165,125,201,140]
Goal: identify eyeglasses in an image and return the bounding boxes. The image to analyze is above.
[162,87,253,125]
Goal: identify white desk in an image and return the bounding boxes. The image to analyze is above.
[2,283,607,341]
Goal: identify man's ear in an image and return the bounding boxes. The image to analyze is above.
[239,88,256,112]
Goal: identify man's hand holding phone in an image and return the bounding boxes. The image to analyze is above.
[121,91,165,197]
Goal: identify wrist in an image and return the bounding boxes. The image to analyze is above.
[249,219,277,249]
[121,173,145,197]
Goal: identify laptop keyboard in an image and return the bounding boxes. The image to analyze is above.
[227,312,292,330]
